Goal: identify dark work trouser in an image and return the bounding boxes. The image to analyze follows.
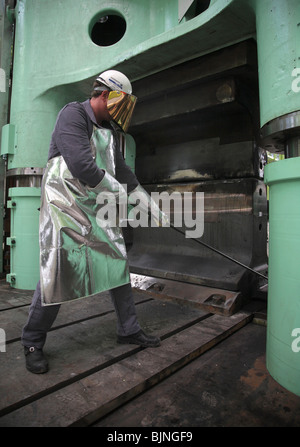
[21,281,141,349]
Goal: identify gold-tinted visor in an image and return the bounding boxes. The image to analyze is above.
[107,90,137,133]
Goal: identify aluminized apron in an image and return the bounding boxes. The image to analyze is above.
[40,126,130,305]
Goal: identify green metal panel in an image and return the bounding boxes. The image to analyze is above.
[1,123,16,155]
[8,0,178,170]
[8,0,257,171]
[7,187,40,289]
[265,158,300,397]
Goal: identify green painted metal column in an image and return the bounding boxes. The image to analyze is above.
[265,159,300,397]
[254,0,299,127]
[0,0,15,276]
[253,0,300,396]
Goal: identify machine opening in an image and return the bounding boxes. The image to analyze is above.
[195,0,211,15]
[90,14,126,46]
[182,0,211,21]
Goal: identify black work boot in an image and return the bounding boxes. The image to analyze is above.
[24,346,48,374]
[117,329,161,348]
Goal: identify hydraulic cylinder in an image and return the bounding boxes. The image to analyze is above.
[265,155,300,397]
[256,0,300,396]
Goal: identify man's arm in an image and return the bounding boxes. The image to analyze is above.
[54,103,104,187]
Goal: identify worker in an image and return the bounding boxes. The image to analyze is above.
[21,70,166,374]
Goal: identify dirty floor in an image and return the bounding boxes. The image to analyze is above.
[94,322,300,428]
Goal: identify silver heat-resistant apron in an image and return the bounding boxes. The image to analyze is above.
[39,126,130,305]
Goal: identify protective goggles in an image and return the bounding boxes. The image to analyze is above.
[106,90,137,133]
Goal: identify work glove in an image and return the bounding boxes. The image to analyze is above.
[87,170,127,203]
[127,184,169,228]
[87,170,128,229]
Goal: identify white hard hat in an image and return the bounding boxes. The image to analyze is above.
[96,70,132,94]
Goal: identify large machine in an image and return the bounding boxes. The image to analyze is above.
[0,0,299,395]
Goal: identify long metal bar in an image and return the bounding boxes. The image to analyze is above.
[170,223,268,281]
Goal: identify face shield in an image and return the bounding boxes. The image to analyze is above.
[106,90,137,133]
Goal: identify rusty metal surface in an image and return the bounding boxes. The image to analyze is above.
[95,322,300,428]
[131,274,244,316]
[135,139,265,185]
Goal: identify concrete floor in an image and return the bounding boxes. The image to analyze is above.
[94,322,300,427]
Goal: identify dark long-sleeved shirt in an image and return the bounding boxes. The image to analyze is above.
[48,99,139,191]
